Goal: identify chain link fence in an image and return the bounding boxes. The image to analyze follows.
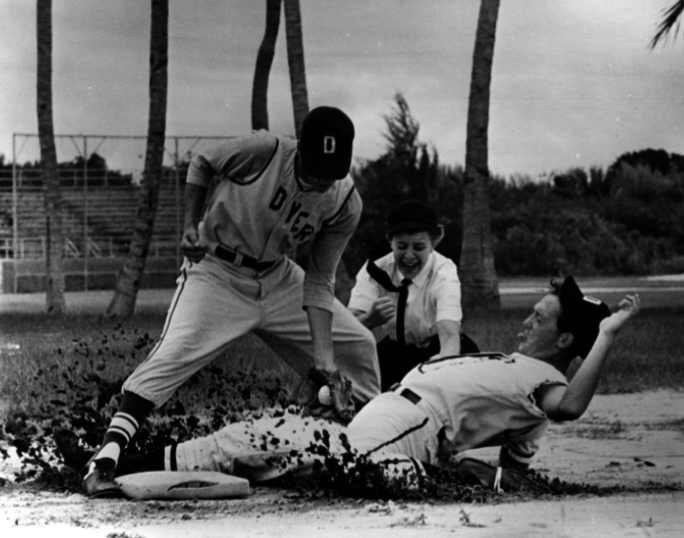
[0,134,232,292]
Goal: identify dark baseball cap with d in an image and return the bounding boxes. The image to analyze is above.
[386,199,439,236]
[299,106,355,180]
[557,275,611,359]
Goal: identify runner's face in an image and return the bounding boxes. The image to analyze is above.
[517,294,564,359]
[389,231,433,280]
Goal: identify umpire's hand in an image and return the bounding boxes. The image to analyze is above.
[358,297,395,330]
[181,225,209,263]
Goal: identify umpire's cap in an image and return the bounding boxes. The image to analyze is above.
[386,199,440,236]
[299,106,355,180]
[556,276,611,359]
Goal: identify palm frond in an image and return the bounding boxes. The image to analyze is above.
[650,0,684,48]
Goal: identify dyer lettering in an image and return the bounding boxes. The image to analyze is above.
[269,187,317,242]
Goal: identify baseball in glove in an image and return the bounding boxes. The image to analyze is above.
[292,368,356,425]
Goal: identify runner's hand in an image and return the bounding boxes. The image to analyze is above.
[600,294,640,337]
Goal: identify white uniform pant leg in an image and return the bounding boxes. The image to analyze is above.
[255,259,381,404]
[174,415,347,482]
[123,257,261,407]
[347,393,440,465]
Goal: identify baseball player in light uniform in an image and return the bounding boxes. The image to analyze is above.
[346,276,639,476]
[58,276,639,493]
[349,199,478,391]
[80,106,381,497]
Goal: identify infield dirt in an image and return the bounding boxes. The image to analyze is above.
[2,389,682,538]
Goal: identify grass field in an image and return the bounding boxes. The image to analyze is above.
[1,274,682,419]
[0,287,682,488]
[1,299,682,420]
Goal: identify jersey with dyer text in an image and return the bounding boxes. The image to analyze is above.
[186,130,362,312]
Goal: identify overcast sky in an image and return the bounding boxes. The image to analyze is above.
[1,0,683,178]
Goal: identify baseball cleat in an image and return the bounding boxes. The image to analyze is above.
[455,457,551,494]
[83,459,123,498]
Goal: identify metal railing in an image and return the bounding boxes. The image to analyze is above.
[2,133,234,292]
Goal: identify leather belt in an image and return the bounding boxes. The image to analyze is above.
[392,385,422,405]
[215,245,276,272]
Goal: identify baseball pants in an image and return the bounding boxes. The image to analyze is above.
[347,391,442,466]
[123,254,381,407]
[174,413,425,485]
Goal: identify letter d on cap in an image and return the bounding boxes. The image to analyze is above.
[323,135,336,154]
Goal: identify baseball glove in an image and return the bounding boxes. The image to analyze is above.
[53,428,95,473]
[292,368,356,425]
[454,457,552,494]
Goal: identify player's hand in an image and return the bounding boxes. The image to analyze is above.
[181,225,209,263]
[600,294,640,337]
[362,297,396,329]
[292,368,356,425]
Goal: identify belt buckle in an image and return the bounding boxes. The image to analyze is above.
[232,251,245,267]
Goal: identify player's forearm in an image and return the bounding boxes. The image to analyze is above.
[184,183,208,229]
[306,306,335,373]
[556,329,615,419]
[307,190,360,293]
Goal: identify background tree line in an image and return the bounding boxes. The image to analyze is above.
[8,90,683,279]
[30,0,684,315]
[347,94,684,279]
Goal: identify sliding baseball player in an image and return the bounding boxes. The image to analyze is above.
[57,277,640,495]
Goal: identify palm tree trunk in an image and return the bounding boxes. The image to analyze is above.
[36,0,66,315]
[460,0,501,310]
[251,0,282,131]
[106,0,168,318]
[283,0,309,138]
[282,0,351,302]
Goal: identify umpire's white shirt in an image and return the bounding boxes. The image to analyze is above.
[348,251,462,347]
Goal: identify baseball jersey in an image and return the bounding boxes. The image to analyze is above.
[400,353,568,461]
[348,251,462,347]
[186,130,362,312]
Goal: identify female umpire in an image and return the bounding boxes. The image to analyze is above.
[348,199,478,392]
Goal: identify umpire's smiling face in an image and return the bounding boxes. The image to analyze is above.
[517,294,567,360]
[389,231,433,280]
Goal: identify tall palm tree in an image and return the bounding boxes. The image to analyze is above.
[284,0,310,271]
[251,0,282,131]
[459,0,501,310]
[106,0,168,318]
[651,1,684,48]
[282,0,353,301]
[283,0,309,138]
[36,0,66,315]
